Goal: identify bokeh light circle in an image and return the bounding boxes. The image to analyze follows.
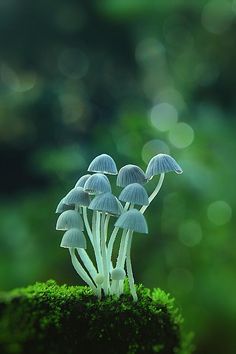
[207,200,232,225]
[178,220,202,247]
[141,139,170,164]
[168,122,194,148]
[150,103,178,132]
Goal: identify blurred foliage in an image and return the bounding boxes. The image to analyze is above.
[0,0,235,353]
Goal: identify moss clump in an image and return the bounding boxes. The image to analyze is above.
[0,280,193,354]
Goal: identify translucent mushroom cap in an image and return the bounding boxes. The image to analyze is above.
[119,183,149,206]
[55,198,73,214]
[89,192,123,216]
[115,209,148,234]
[84,173,111,195]
[111,267,126,280]
[88,154,118,175]
[64,187,90,207]
[146,154,183,179]
[75,174,91,188]
[117,165,146,187]
[60,228,86,249]
[56,210,84,231]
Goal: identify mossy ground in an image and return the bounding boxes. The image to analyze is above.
[0,280,193,354]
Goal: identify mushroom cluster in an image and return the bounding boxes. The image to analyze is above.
[56,153,183,301]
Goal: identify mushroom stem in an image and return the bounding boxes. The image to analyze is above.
[100,212,109,295]
[107,226,119,272]
[92,212,103,275]
[69,248,97,292]
[140,173,165,214]
[76,248,98,280]
[82,206,94,247]
[125,232,138,301]
[111,229,127,295]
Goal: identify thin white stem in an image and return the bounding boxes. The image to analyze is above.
[110,229,127,295]
[82,207,94,247]
[104,214,110,243]
[124,202,130,211]
[92,211,103,274]
[126,232,137,301]
[140,173,165,214]
[69,248,97,292]
[107,226,119,272]
[101,212,109,295]
[76,248,98,280]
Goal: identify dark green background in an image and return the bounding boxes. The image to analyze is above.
[0,1,235,353]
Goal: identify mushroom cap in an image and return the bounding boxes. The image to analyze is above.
[88,154,118,175]
[119,183,149,206]
[116,164,146,187]
[56,210,84,231]
[84,173,111,195]
[89,192,123,216]
[111,267,126,280]
[60,228,86,249]
[146,154,183,179]
[95,274,104,285]
[75,174,91,188]
[115,209,148,234]
[55,198,73,214]
[64,187,90,207]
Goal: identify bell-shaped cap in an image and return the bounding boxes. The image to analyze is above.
[119,183,149,206]
[60,228,86,249]
[89,192,123,216]
[116,165,146,187]
[88,153,118,175]
[111,267,126,280]
[75,174,91,188]
[146,154,183,179]
[84,173,111,194]
[115,209,148,234]
[64,187,90,207]
[55,198,73,214]
[56,210,84,231]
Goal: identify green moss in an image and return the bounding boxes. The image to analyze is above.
[0,280,193,354]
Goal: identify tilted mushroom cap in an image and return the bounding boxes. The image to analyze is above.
[116,165,146,187]
[146,154,183,179]
[60,228,86,249]
[64,187,90,207]
[84,173,111,194]
[89,192,123,216]
[119,183,149,206]
[115,209,148,234]
[75,174,91,188]
[111,267,126,280]
[56,210,84,231]
[55,198,73,214]
[88,153,118,175]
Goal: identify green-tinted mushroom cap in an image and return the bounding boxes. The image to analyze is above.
[60,228,86,249]
[115,209,148,234]
[64,187,90,207]
[56,210,84,231]
[111,267,126,280]
[119,183,149,206]
[75,174,91,188]
[146,154,183,179]
[116,165,146,187]
[84,173,111,194]
[55,198,73,214]
[88,153,118,175]
[89,192,123,216]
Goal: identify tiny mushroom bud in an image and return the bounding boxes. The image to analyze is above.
[146,153,183,180]
[89,192,123,216]
[60,228,87,249]
[84,173,111,195]
[115,209,148,234]
[75,174,91,188]
[111,267,126,281]
[55,198,73,214]
[119,183,149,206]
[95,274,104,285]
[56,210,84,231]
[64,187,90,207]
[88,153,118,175]
[117,165,146,187]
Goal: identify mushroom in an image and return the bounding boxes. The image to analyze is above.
[119,183,149,207]
[140,154,183,214]
[88,153,118,175]
[75,174,91,188]
[117,165,146,188]
[56,210,84,231]
[64,187,90,209]
[84,173,111,195]
[115,209,148,301]
[111,267,126,297]
[55,198,73,214]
